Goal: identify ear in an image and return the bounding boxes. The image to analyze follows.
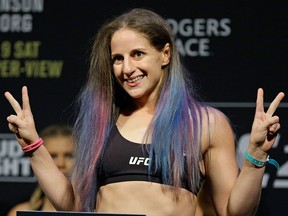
[161,43,171,67]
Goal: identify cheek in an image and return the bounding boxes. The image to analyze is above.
[113,67,124,84]
[113,66,121,78]
[65,159,74,168]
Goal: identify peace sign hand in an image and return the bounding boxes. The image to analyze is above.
[5,86,39,147]
[249,88,285,153]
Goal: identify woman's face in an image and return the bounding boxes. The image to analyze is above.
[45,135,74,176]
[111,28,170,103]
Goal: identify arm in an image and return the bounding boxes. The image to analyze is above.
[7,202,30,216]
[5,86,78,211]
[202,88,285,216]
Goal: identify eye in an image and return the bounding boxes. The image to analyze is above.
[50,153,57,159]
[133,51,144,60]
[112,55,123,65]
[64,152,74,159]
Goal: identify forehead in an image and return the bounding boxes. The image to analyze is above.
[111,28,152,50]
[44,136,74,153]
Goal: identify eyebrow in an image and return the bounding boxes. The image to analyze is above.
[111,48,148,57]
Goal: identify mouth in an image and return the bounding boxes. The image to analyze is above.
[126,75,144,83]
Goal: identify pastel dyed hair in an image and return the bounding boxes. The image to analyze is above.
[72,8,207,211]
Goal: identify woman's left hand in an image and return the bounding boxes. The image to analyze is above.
[249,88,285,152]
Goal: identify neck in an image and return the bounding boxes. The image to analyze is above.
[132,93,158,111]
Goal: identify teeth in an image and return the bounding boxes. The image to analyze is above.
[127,76,143,83]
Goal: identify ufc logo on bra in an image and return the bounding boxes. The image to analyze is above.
[129,157,150,166]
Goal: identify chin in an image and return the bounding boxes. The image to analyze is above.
[125,90,144,99]
[128,94,143,99]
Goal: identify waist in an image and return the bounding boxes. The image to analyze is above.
[97,181,196,216]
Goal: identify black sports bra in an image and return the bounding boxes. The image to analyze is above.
[98,126,201,194]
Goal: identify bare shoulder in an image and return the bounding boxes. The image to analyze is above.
[200,106,231,125]
[200,106,235,152]
[7,202,30,216]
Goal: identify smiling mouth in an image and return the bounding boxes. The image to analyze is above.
[126,76,144,83]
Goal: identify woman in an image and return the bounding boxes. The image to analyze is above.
[5,8,285,216]
[7,124,74,216]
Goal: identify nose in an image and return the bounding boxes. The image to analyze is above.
[55,156,65,169]
[122,57,135,75]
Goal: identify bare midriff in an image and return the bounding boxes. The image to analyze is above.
[95,181,197,216]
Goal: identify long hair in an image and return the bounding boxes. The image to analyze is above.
[72,8,206,211]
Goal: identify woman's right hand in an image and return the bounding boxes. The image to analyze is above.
[5,86,39,147]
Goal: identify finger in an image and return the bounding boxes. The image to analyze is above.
[266,92,285,116]
[4,91,23,116]
[7,114,24,128]
[255,88,264,114]
[268,123,280,135]
[7,122,22,140]
[22,86,33,116]
[267,122,281,142]
[8,122,18,134]
[261,115,279,131]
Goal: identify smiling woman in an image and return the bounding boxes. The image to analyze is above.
[4,8,285,216]
[111,28,170,100]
